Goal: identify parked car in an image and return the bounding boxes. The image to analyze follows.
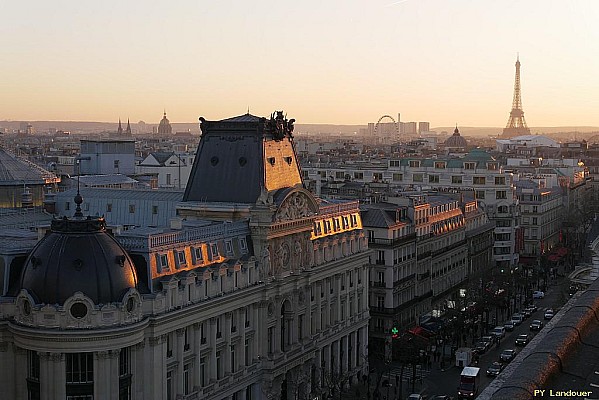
[407,394,424,400]
[500,349,517,362]
[511,314,523,325]
[532,291,545,299]
[482,335,494,344]
[504,321,515,331]
[474,341,490,354]
[544,309,554,320]
[515,334,530,346]
[491,326,506,338]
[527,304,538,312]
[530,319,544,331]
[486,361,505,376]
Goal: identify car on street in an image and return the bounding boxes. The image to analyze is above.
[407,394,424,400]
[515,334,530,346]
[482,335,494,345]
[533,291,545,299]
[504,321,515,331]
[486,361,505,376]
[491,326,506,338]
[474,341,490,354]
[511,314,523,325]
[500,349,517,362]
[530,319,544,331]
[522,308,532,318]
[544,309,554,320]
[527,304,538,312]
[431,396,453,400]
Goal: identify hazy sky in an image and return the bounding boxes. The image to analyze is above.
[2,0,599,127]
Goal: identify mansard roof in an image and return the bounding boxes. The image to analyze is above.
[183,111,303,204]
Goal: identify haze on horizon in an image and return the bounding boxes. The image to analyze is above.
[2,0,599,127]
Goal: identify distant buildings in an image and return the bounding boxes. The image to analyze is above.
[79,139,136,175]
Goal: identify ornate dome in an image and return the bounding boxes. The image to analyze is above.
[158,111,172,134]
[19,212,138,306]
[444,126,468,148]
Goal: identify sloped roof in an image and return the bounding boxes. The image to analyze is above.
[58,187,184,202]
[0,148,59,186]
[184,113,302,203]
[361,208,396,228]
[77,174,138,186]
[150,152,175,165]
[219,113,262,123]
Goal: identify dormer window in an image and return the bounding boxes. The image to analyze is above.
[464,162,475,170]
[157,253,169,272]
[192,247,203,264]
[174,250,186,269]
[209,243,219,260]
[409,160,421,168]
[434,161,446,169]
[225,240,233,255]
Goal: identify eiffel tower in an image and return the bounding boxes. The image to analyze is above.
[502,55,530,138]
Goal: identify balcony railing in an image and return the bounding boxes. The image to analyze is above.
[368,233,417,248]
[394,273,416,287]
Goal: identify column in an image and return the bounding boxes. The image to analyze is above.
[322,344,331,375]
[314,349,322,389]
[176,328,185,395]
[209,319,217,381]
[351,331,358,369]
[93,351,109,399]
[0,344,15,400]
[331,340,339,374]
[109,350,120,399]
[39,352,52,400]
[341,336,348,374]
[147,336,165,400]
[56,353,67,399]
[275,309,282,353]
[316,283,322,333]
[256,302,267,359]
[132,340,146,399]
[336,275,342,324]
[240,317,247,370]
[193,323,202,390]
[224,313,232,373]
[14,347,27,399]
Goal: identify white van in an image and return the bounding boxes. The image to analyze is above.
[491,326,506,338]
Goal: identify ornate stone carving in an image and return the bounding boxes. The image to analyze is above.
[294,240,303,270]
[267,302,274,317]
[274,192,312,222]
[134,340,146,350]
[95,350,111,360]
[276,242,291,270]
[260,246,271,281]
[149,336,162,347]
[268,110,295,141]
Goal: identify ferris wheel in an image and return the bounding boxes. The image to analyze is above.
[374,115,399,138]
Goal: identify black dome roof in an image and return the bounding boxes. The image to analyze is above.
[19,216,138,305]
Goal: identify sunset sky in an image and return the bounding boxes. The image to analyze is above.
[2,0,599,127]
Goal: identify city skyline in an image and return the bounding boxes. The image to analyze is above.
[2,0,599,127]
